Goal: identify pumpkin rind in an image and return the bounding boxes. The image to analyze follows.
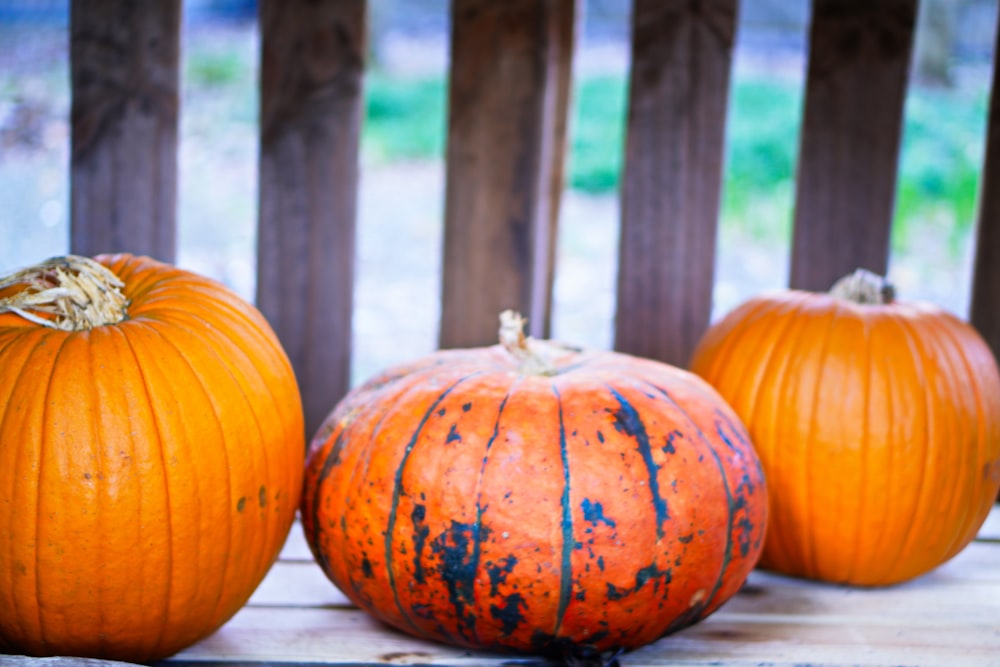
[301,343,767,656]
[689,288,1000,586]
[0,254,305,662]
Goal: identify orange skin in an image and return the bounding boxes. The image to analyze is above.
[0,254,305,662]
[301,343,767,657]
[690,290,1000,586]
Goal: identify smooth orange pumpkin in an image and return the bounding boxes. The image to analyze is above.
[301,312,767,660]
[0,254,305,662]
[689,269,1000,586]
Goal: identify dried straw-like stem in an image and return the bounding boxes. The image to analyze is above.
[0,255,128,330]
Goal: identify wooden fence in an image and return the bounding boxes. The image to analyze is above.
[66,0,1000,437]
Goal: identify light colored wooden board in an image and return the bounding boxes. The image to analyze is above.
[169,607,504,665]
[0,659,143,667]
[249,561,350,608]
[168,602,999,666]
[277,519,314,562]
[980,504,1000,540]
[179,518,1000,666]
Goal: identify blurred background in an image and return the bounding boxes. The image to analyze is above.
[0,0,996,382]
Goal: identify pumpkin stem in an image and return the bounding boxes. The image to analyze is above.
[499,310,557,376]
[0,255,128,330]
[829,268,895,305]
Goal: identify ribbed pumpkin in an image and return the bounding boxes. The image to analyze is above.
[301,312,767,659]
[0,254,305,662]
[689,269,1000,586]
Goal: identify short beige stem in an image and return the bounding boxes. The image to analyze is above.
[829,268,895,305]
[499,310,557,375]
[0,255,128,330]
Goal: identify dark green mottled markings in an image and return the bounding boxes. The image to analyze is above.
[383,374,475,635]
[607,387,670,539]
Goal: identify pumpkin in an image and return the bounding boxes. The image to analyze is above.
[689,269,1000,586]
[301,311,767,659]
[0,254,305,662]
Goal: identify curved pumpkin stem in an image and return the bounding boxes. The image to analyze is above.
[499,310,557,376]
[0,255,128,330]
[829,268,895,305]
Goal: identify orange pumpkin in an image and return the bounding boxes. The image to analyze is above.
[301,312,767,659]
[689,269,1000,586]
[0,254,305,662]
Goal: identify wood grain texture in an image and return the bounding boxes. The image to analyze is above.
[971,15,1000,366]
[614,0,738,368]
[70,0,181,261]
[439,0,577,347]
[789,0,917,292]
[165,514,1000,666]
[256,0,365,437]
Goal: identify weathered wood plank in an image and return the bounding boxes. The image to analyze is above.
[256,0,366,436]
[173,539,1000,665]
[0,659,143,667]
[981,503,1000,539]
[70,0,181,261]
[789,0,917,292]
[614,0,738,368]
[439,0,577,347]
[971,13,1000,365]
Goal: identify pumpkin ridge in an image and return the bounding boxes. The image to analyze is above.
[327,367,454,624]
[384,373,479,637]
[309,428,348,575]
[845,311,877,584]
[606,386,669,539]
[115,323,175,659]
[466,387,512,648]
[695,297,778,386]
[550,386,574,639]
[801,304,842,580]
[34,330,73,654]
[934,318,1000,552]
[928,318,978,561]
[754,300,823,572]
[639,381,734,625]
[82,331,109,656]
[139,319,249,625]
[916,316,985,562]
[1,329,60,648]
[886,311,936,574]
[728,298,809,574]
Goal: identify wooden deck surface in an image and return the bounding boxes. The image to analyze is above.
[161,506,1000,667]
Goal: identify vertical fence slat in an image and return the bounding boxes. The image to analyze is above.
[70,0,181,261]
[614,0,738,368]
[971,11,1000,364]
[257,0,366,437]
[789,0,917,292]
[439,0,577,348]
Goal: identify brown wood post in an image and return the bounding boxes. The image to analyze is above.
[971,8,1000,366]
[439,0,577,347]
[70,0,181,261]
[257,0,366,437]
[614,0,739,368]
[789,0,918,292]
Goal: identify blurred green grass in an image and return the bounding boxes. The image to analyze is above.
[184,51,989,260]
